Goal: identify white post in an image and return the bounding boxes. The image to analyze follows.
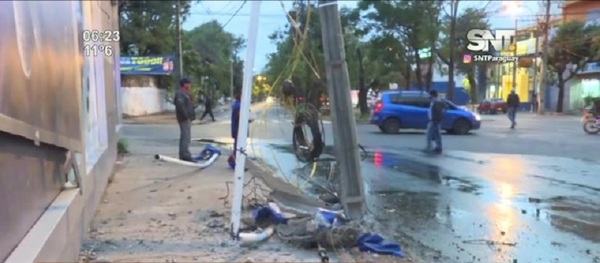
[230,0,261,239]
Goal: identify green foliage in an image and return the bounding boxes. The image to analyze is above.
[355,0,444,90]
[548,21,600,79]
[438,7,490,102]
[119,1,243,103]
[119,0,194,55]
[185,20,245,97]
[439,8,490,75]
[547,21,600,112]
[117,138,129,154]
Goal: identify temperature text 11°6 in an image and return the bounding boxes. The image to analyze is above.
[84,44,113,57]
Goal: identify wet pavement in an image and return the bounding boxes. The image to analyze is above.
[243,104,600,263]
[252,142,600,263]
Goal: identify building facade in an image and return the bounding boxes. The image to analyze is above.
[559,0,600,111]
[487,19,562,105]
[0,1,120,262]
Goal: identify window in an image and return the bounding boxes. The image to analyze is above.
[390,94,430,108]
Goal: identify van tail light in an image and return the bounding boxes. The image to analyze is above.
[374,101,384,113]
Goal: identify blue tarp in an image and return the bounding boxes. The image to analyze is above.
[357,233,404,257]
[252,204,288,225]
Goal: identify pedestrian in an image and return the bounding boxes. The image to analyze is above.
[228,95,242,169]
[174,78,196,162]
[426,90,446,153]
[506,89,520,129]
[231,94,241,155]
[200,95,216,122]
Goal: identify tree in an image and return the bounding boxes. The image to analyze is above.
[119,0,194,55]
[547,21,600,112]
[356,0,443,91]
[438,7,490,103]
[264,1,328,107]
[185,20,245,97]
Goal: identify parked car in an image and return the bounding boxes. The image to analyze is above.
[477,98,507,114]
[370,91,481,135]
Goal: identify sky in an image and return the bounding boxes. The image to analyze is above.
[183,1,563,71]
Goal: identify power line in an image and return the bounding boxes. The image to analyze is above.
[222,1,248,28]
[189,11,283,18]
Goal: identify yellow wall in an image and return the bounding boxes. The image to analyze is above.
[501,71,530,101]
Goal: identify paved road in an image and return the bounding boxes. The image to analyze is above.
[126,103,600,263]
[239,103,600,263]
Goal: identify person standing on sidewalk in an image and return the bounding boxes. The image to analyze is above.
[426,90,446,154]
[174,78,196,162]
[200,95,216,122]
[506,90,520,129]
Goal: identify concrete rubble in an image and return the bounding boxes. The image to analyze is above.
[79,116,411,263]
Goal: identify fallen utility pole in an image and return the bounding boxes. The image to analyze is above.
[318,0,365,219]
[230,0,261,238]
[537,0,551,115]
[175,0,184,80]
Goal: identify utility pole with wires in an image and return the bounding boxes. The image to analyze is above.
[175,0,184,81]
[537,0,551,115]
[318,0,365,219]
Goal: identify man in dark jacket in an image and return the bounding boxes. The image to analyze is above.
[200,95,216,122]
[426,90,447,153]
[506,90,520,129]
[174,78,196,161]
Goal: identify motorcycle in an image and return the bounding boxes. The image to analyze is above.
[582,106,600,134]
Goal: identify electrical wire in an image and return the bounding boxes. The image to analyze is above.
[188,10,598,18]
[245,1,315,188]
[222,1,247,28]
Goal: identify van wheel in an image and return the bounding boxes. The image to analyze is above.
[452,119,471,135]
[381,118,401,134]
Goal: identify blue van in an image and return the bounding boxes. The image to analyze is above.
[370,91,481,135]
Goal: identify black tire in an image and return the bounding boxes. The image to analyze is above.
[381,118,401,134]
[292,108,324,162]
[583,120,600,134]
[452,119,471,135]
[502,109,507,114]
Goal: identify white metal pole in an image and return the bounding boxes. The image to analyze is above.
[230,0,261,239]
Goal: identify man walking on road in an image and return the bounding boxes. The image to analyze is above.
[506,90,520,129]
[426,90,446,153]
[200,95,216,122]
[174,78,196,162]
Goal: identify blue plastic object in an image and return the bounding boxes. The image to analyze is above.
[252,205,288,225]
[193,145,222,161]
[227,154,236,169]
[357,233,403,257]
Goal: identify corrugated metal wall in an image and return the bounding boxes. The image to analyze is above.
[0,1,120,261]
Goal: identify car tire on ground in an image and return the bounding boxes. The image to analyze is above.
[381,118,401,134]
[452,119,471,135]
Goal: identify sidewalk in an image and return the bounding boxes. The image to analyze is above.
[80,122,410,262]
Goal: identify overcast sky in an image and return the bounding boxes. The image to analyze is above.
[183,1,563,71]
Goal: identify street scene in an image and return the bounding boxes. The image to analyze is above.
[2,0,600,263]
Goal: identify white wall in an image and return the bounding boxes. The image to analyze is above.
[121,87,175,116]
